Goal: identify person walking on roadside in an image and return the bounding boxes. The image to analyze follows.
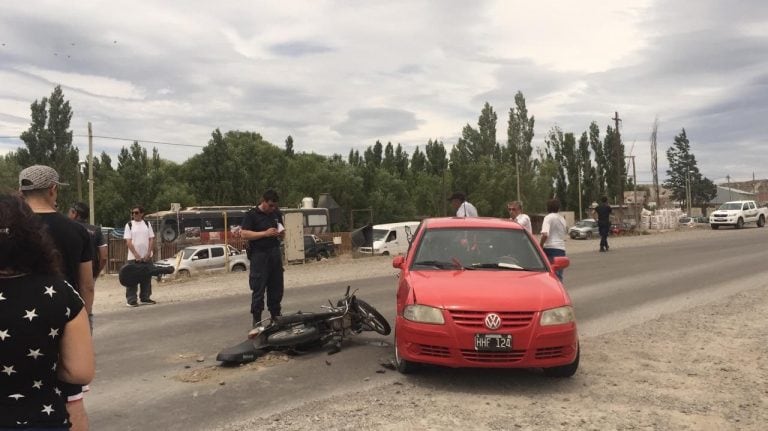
[0,193,95,431]
[123,205,156,306]
[68,202,107,279]
[507,200,532,235]
[448,192,478,217]
[539,198,568,281]
[239,189,285,328]
[593,196,613,252]
[19,165,95,431]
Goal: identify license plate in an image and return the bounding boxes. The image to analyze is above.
[474,334,512,351]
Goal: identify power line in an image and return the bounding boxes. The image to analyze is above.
[72,134,204,148]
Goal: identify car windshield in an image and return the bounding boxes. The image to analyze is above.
[718,203,742,210]
[372,229,389,242]
[411,228,547,272]
[574,220,593,228]
[181,248,197,259]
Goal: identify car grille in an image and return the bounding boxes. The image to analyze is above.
[535,346,566,359]
[416,344,451,358]
[460,349,526,363]
[449,310,535,328]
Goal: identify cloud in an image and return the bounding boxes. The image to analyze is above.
[332,108,422,138]
[269,41,334,57]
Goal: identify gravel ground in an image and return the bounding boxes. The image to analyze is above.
[95,226,768,430]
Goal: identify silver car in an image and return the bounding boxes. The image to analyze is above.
[569,219,599,239]
[159,244,249,278]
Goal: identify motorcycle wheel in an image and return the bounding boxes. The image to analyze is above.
[266,324,321,347]
[354,299,392,335]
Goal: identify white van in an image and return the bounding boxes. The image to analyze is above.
[361,221,421,256]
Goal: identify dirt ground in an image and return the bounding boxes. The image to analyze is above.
[95,227,768,430]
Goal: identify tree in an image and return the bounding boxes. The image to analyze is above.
[664,128,716,209]
[16,85,79,206]
[506,91,536,204]
[284,135,294,157]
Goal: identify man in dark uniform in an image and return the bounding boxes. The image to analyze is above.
[593,196,613,252]
[239,189,284,327]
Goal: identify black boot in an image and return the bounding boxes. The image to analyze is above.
[252,312,263,328]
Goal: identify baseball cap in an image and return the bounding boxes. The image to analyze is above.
[447,192,465,201]
[19,165,69,191]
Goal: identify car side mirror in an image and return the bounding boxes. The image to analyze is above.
[392,255,405,269]
[551,256,570,271]
[191,255,199,261]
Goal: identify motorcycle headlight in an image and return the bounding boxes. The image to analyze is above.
[540,306,575,326]
[403,304,445,324]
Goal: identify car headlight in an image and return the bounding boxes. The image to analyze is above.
[403,304,445,324]
[540,306,575,326]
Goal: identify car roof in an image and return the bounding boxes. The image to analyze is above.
[420,217,524,230]
[182,243,230,250]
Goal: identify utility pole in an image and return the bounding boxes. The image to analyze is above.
[515,152,521,203]
[88,122,95,225]
[650,118,659,208]
[727,174,732,201]
[577,164,582,220]
[612,112,624,206]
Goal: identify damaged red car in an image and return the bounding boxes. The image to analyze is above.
[392,217,579,377]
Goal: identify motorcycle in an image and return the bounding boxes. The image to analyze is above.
[216,286,391,364]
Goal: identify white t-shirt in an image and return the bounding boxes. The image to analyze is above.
[515,213,532,235]
[540,213,567,250]
[456,201,478,217]
[124,220,155,260]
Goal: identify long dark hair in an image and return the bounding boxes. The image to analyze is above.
[0,193,62,275]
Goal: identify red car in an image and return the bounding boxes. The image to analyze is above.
[391,217,579,377]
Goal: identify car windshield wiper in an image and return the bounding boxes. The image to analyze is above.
[412,260,462,269]
[468,262,527,270]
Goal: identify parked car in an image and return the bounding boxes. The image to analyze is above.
[610,222,634,236]
[391,217,579,377]
[304,234,335,260]
[158,244,249,278]
[569,219,599,239]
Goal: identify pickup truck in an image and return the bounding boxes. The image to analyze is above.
[304,234,335,260]
[709,200,767,229]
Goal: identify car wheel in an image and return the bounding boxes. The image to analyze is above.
[736,218,744,229]
[758,215,765,228]
[711,224,719,230]
[231,264,246,272]
[394,331,417,374]
[586,231,593,239]
[317,251,329,261]
[543,343,580,378]
[177,269,191,278]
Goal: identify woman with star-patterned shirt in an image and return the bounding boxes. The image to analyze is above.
[0,194,94,430]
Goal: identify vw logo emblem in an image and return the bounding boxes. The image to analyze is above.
[484,313,502,330]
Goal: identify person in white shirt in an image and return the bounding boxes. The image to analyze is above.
[539,198,567,281]
[507,201,532,235]
[123,205,156,306]
[448,192,478,217]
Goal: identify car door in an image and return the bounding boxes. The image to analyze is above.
[191,247,211,274]
[209,246,227,272]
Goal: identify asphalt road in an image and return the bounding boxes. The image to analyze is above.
[88,227,768,430]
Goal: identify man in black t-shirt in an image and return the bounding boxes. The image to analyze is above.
[239,189,285,328]
[20,165,94,431]
[69,201,107,279]
[593,196,613,252]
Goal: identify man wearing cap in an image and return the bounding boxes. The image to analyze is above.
[448,192,478,217]
[19,165,94,431]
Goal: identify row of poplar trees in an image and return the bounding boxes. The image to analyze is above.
[1,86,710,230]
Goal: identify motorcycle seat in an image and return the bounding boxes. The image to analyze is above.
[274,310,344,325]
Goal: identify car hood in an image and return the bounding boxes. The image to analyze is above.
[405,269,569,311]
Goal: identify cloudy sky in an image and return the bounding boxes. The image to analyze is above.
[1,0,766,184]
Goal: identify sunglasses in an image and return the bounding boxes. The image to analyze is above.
[131,211,141,215]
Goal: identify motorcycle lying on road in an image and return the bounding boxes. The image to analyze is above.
[216,286,391,364]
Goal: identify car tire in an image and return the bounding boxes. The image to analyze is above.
[231,264,246,272]
[543,343,580,378]
[177,269,191,278]
[736,218,744,229]
[758,215,765,228]
[586,231,593,239]
[394,336,418,374]
[711,224,719,230]
[317,251,329,261]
